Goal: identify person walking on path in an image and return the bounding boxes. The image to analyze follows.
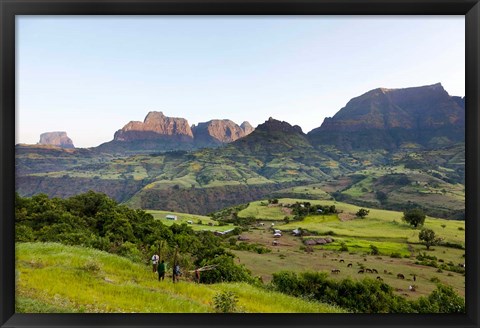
[158,260,166,281]
[173,263,181,283]
[151,254,159,273]
[194,269,200,283]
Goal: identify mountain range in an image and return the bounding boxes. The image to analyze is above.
[94,112,254,154]
[36,83,464,154]
[16,83,465,219]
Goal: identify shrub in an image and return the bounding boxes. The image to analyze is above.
[82,260,101,273]
[199,255,254,284]
[213,291,239,313]
[390,252,402,258]
[369,244,379,255]
[356,208,370,219]
[339,242,349,252]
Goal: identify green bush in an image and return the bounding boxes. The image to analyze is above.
[199,255,254,284]
[213,291,239,313]
[271,271,464,313]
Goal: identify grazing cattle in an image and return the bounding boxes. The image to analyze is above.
[372,269,378,274]
[339,259,345,263]
[365,269,372,273]
[384,269,388,274]
[363,258,367,261]
[358,269,364,274]
[331,269,340,274]
[408,285,416,292]
[376,276,383,281]
[397,273,405,279]
[347,263,353,267]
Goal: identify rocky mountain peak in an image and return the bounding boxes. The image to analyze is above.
[258,117,304,134]
[308,83,464,150]
[114,111,194,142]
[240,121,254,135]
[192,119,252,146]
[38,132,74,148]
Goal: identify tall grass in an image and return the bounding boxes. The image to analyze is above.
[16,242,345,313]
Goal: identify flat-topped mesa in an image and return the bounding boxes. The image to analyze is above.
[114,111,194,142]
[192,119,253,146]
[38,131,75,148]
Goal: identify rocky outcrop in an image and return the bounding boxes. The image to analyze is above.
[192,119,252,147]
[308,83,465,150]
[240,121,254,135]
[98,112,254,154]
[38,132,74,148]
[114,111,194,142]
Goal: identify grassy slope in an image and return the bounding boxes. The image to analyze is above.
[16,242,345,313]
[146,210,237,232]
[232,197,464,299]
[239,198,465,246]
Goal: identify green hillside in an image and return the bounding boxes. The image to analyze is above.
[16,242,346,313]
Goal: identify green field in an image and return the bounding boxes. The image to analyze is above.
[239,198,465,246]
[230,197,465,300]
[147,210,237,232]
[16,242,345,313]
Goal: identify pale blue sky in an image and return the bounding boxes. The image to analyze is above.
[16,16,465,148]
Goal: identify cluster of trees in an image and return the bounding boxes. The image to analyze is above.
[15,191,253,284]
[271,271,465,313]
[401,208,444,250]
[288,202,337,219]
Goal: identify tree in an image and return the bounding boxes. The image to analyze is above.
[419,228,441,250]
[402,208,426,228]
[356,208,370,219]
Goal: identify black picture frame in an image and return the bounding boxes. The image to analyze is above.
[1,0,479,327]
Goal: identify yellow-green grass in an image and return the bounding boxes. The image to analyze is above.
[16,242,345,313]
[273,184,333,199]
[318,237,410,257]
[238,201,294,220]
[147,210,237,232]
[272,199,464,245]
[231,244,465,300]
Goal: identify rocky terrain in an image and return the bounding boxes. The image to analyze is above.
[113,111,194,142]
[38,131,74,148]
[308,83,465,150]
[191,119,253,147]
[96,111,254,154]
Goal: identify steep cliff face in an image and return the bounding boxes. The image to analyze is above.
[308,83,465,150]
[192,119,252,147]
[97,112,254,154]
[114,111,194,142]
[38,132,75,148]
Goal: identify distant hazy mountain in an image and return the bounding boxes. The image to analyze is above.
[38,131,75,148]
[308,83,465,150]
